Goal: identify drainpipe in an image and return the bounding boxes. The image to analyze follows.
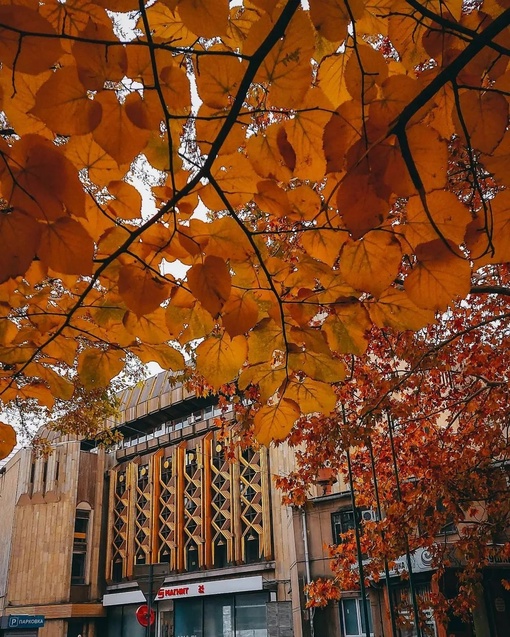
[301,506,315,637]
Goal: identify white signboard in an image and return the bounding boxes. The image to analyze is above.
[156,575,263,601]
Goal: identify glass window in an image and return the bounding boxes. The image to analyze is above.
[235,593,267,637]
[72,510,90,584]
[340,598,373,637]
[205,595,233,637]
[175,598,203,637]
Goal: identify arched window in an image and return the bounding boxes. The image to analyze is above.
[72,502,92,585]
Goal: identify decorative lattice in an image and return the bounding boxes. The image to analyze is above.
[111,469,129,579]
[183,445,203,571]
[108,429,272,581]
[210,435,234,567]
[134,463,151,565]
[157,454,178,568]
[239,448,264,561]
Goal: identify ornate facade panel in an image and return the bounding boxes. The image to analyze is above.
[156,448,180,570]
[182,441,204,571]
[109,465,135,580]
[107,428,273,580]
[209,433,235,568]
[134,460,152,566]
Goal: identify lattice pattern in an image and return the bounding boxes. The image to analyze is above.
[134,463,151,565]
[183,445,203,571]
[210,436,234,567]
[239,448,264,561]
[158,454,178,568]
[108,433,272,580]
[111,469,129,579]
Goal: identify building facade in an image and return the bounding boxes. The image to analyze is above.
[0,437,107,637]
[1,372,510,637]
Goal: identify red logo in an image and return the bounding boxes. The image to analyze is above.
[198,584,205,594]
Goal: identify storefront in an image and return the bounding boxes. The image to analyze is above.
[0,615,44,637]
[156,576,270,637]
[103,586,147,637]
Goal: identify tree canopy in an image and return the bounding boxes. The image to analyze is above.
[0,0,509,456]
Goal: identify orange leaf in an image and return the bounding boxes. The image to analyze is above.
[253,398,300,445]
[284,88,333,181]
[285,377,337,415]
[368,287,436,330]
[93,91,150,165]
[0,6,63,74]
[405,191,472,250]
[453,89,508,154]
[38,217,94,275]
[0,211,41,283]
[323,303,370,356]
[135,343,185,371]
[107,181,142,221]
[405,124,448,192]
[0,422,16,460]
[118,264,172,316]
[177,0,229,38]
[404,240,471,311]
[31,67,102,136]
[340,232,402,297]
[123,308,173,344]
[196,332,247,389]
[187,255,232,317]
[77,348,125,390]
[222,290,259,337]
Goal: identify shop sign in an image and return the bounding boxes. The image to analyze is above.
[156,575,263,601]
[7,615,45,629]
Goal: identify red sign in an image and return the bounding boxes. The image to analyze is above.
[136,605,155,627]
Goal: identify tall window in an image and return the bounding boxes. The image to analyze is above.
[332,509,356,543]
[72,509,90,585]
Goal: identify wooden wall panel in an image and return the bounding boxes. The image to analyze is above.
[0,452,22,603]
[6,443,81,606]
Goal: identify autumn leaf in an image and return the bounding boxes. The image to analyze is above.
[31,67,102,136]
[0,422,16,460]
[404,191,472,250]
[222,290,259,337]
[0,211,41,283]
[368,287,436,331]
[135,343,185,371]
[253,397,300,445]
[123,308,173,344]
[196,332,247,389]
[118,264,172,316]
[0,6,63,74]
[284,377,337,415]
[187,255,232,317]
[404,240,471,311]
[77,347,125,390]
[340,232,402,298]
[93,91,150,165]
[37,217,95,275]
[323,303,371,356]
[177,0,229,38]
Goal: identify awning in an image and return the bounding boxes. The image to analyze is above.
[103,590,146,607]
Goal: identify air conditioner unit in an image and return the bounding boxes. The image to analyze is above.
[361,509,378,523]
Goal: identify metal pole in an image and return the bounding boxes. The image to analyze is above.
[368,440,399,637]
[346,447,373,637]
[386,412,422,637]
[301,507,315,637]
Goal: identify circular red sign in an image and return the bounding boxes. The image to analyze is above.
[136,604,155,627]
